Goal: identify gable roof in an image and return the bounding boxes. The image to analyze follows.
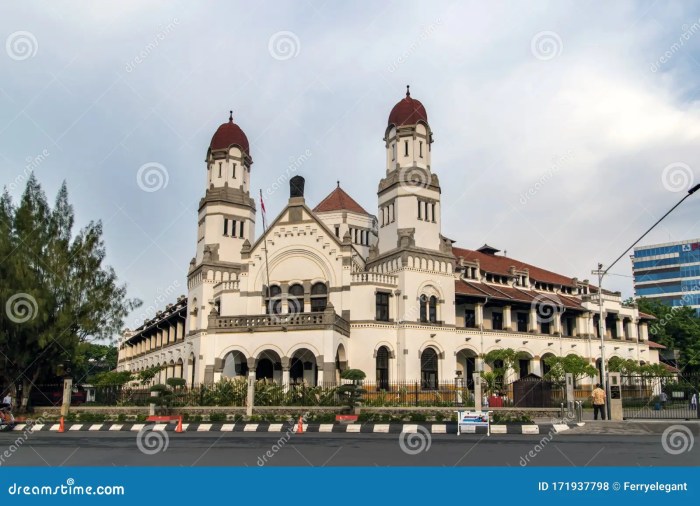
[452,246,577,287]
[313,186,369,215]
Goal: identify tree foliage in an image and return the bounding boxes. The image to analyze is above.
[637,297,700,371]
[0,176,140,411]
[543,354,597,387]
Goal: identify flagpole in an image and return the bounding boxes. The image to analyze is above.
[260,189,272,314]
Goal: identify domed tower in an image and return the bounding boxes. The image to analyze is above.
[377,87,442,254]
[188,111,256,332]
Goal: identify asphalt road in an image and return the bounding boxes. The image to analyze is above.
[0,431,697,467]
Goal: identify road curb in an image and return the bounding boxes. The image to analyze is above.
[9,422,581,435]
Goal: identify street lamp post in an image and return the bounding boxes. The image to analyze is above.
[593,183,699,420]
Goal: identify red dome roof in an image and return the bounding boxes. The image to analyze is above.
[388,86,428,127]
[210,112,250,156]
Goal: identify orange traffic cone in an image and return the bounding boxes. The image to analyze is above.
[175,416,183,433]
[297,415,303,434]
[58,416,65,433]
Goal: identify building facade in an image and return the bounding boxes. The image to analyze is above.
[632,239,700,316]
[117,90,659,387]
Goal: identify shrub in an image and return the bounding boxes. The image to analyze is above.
[208,412,227,422]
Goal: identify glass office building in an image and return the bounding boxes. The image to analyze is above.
[632,239,700,315]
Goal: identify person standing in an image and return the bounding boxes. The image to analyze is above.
[592,384,606,420]
[690,393,697,412]
[659,391,668,410]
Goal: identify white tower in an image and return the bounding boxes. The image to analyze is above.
[187,112,256,333]
[377,87,442,254]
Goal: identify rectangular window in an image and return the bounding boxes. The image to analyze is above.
[392,143,396,161]
[464,309,476,328]
[239,221,244,238]
[376,292,390,321]
[223,218,228,236]
[404,140,408,156]
[492,312,503,331]
[431,203,436,222]
[232,164,236,178]
[218,162,222,178]
[335,225,340,237]
[418,200,422,220]
[231,219,237,237]
[540,321,551,334]
[419,141,423,157]
[390,203,395,222]
[517,313,528,332]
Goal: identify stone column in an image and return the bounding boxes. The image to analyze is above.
[282,367,290,392]
[531,357,542,377]
[639,323,649,341]
[316,355,324,385]
[503,305,512,331]
[616,317,624,340]
[475,303,484,328]
[529,307,538,333]
[553,314,561,335]
[630,320,639,341]
[323,362,337,386]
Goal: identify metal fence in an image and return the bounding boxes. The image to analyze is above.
[30,378,585,409]
[621,373,700,420]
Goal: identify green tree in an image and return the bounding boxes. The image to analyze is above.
[0,176,140,411]
[543,354,597,387]
[637,297,700,371]
[337,369,366,412]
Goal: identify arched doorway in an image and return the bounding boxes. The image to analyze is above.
[290,348,317,386]
[456,349,478,390]
[518,352,533,379]
[222,351,248,378]
[420,348,439,390]
[540,353,555,378]
[375,346,390,390]
[256,350,282,383]
[335,343,347,383]
[189,354,196,387]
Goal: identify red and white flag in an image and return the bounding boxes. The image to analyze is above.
[259,189,267,230]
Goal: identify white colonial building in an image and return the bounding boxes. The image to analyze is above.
[117,89,661,388]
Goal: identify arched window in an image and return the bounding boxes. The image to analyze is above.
[264,285,282,315]
[288,284,305,314]
[376,346,390,391]
[429,296,437,323]
[310,282,327,312]
[421,348,438,390]
[419,295,428,322]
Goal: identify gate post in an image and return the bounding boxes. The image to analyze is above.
[473,373,482,412]
[565,373,575,417]
[608,372,623,421]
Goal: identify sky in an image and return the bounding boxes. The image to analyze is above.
[1,0,700,333]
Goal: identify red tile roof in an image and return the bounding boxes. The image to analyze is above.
[454,280,583,310]
[638,312,657,320]
[453,247,577,287]
[661,362,680,373]
[647,341,666,349]
[313,186,369,214]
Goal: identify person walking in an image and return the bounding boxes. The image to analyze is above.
[690,393,697,412]
[592,384,606,420]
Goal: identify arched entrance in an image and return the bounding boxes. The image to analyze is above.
[256,350,282,383]
[222,351,248,378]
[335,343,347,383]
[290,348,317,386]
[375,346,390,390]
[540,352,556,378]
[456,348,478,390]
[420,347,439,390]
